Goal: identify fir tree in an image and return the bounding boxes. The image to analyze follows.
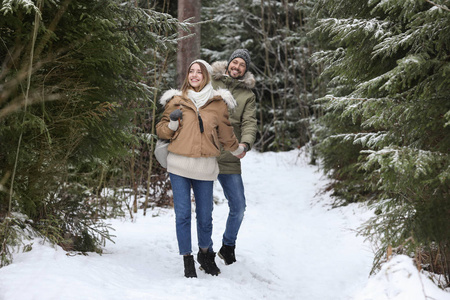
[0,0,180,265]
[201,0,322,151]
[312,0,450,286]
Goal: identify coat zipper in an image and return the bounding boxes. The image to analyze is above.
[197,110,204,133]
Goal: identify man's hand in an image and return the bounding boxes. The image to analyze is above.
[235,143,248,159]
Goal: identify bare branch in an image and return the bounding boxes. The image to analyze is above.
[424,0,450,12]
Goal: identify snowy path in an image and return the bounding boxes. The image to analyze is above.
[216,151,375,299]
[1,150,376,300]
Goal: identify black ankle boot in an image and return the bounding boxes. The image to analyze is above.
[183,255,197,278]
[197,251,220,276]
[218,244,236,265]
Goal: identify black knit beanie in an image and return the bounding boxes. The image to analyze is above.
[227,49,251,73]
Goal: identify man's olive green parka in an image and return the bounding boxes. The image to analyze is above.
[211,61,258,174]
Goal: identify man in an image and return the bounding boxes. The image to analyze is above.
[211,49,257,265]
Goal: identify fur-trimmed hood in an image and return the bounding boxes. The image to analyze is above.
[211,61,256,89]
[159,89,180,106]
[159,88,237,109]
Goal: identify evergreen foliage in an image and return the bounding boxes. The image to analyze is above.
[3,0,448,289]
[201,0,322,151]
[0,0,180,266]
[312,0,450,285]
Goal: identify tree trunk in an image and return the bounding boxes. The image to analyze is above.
[177,0,201,87]
[282,0,290,151]
[260,0,278,151]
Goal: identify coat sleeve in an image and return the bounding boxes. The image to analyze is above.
[156,100,177,140]
[217,101,240,152]
[239,93,257,150]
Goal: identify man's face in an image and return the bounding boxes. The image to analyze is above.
[227,57,246,79]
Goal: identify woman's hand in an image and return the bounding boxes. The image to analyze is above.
[170,109,182,121]
[168,109,182,131]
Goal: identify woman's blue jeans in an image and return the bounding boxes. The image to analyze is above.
[169,173,214,255]
[217,174,246,246]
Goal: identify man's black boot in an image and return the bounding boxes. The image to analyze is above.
[218,244,236,265]
[183,255,197,278]
[197,251,220,276]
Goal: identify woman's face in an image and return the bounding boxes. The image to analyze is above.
[188,63,204,91]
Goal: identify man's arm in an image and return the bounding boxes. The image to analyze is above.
[239,93,258,150]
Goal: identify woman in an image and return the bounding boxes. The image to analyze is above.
[156,59,244,278]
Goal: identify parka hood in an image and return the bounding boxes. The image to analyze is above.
[211,61,256,89]
[159,89,181,106]
[159,88,237,109]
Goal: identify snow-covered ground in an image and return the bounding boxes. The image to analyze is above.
[0,150,449,300]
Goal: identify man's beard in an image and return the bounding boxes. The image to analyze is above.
[227,69,244,79]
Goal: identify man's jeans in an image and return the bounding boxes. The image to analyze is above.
[169,173,214,255]
[217,174,246,246]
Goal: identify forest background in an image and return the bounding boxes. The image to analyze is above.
[0,0,449,291]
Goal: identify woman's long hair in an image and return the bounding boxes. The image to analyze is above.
[181,62,211,98]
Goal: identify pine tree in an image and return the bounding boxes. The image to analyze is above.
[0,0,180,265]
[312,0,450,285]
[201,0,321,151]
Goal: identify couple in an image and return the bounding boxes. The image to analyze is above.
[156,49,257,278]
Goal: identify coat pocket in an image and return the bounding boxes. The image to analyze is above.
[210,130,220,151]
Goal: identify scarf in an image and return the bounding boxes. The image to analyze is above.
[188,82,215,109]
